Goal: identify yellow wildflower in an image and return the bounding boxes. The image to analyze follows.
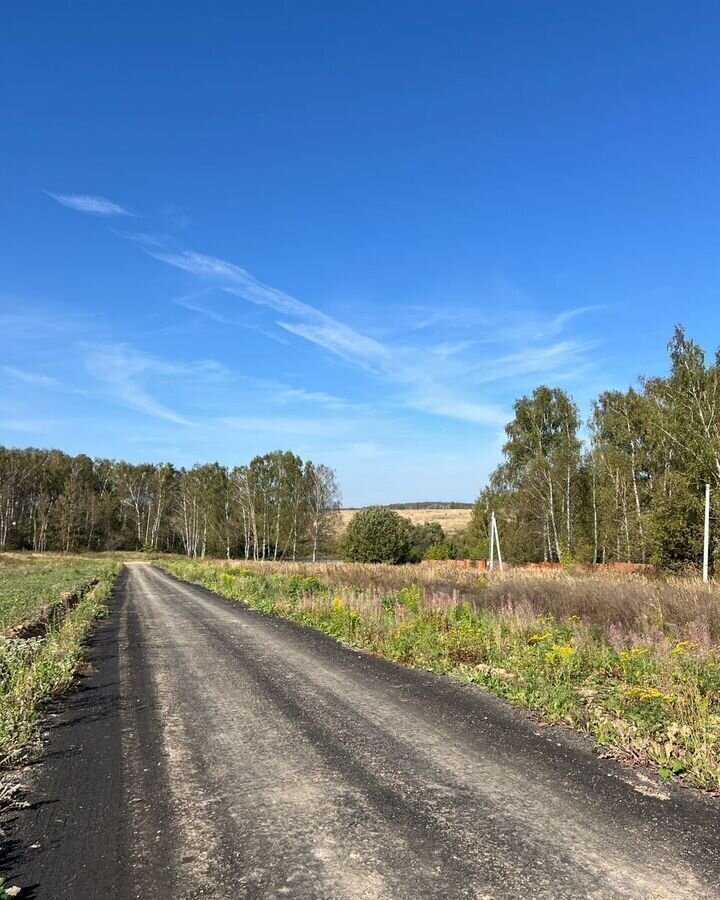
[545,644,577,662]
[627,685,674,702]
[528,632,553,645]
[620,648,649,662]
[672,640,698,654]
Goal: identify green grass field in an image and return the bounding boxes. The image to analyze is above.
[0,554,117,632]
[0,554,120,763]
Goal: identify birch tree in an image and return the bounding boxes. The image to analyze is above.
[303,462,341,562]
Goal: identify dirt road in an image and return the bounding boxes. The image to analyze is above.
[3,563,720,899]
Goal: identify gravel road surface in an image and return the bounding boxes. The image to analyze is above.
[3,562,720,899]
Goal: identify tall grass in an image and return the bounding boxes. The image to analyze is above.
[162,559,720,791]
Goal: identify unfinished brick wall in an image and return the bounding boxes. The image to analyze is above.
[419,559,655,573]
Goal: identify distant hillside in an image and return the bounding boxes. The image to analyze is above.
[338,505,473,536]
[385,502,473,510]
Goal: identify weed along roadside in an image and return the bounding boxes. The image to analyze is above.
[160,559,720,792]
[0,556,121,766]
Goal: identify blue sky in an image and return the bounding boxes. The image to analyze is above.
[2,1,720,505]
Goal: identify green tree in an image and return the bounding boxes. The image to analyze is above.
[590,389,652,562]
[496,386,581,561]
[647,473,704,570]
[340,506,412,564]
[407,521,445,562]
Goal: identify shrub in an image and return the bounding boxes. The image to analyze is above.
[339,506,413,564]
[407,522,446,562]
[423,543,452,561]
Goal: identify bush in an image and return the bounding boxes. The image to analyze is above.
[340,506,413,564]
[407,521,446,562]
[423,543,452,561]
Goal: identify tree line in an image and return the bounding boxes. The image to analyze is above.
[0,448,340,560]
[465,326,720,569]
[386,501,473,510]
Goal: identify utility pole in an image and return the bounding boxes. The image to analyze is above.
[489,511,504,572]
[489,512,494,570]
[493,512,504,572]
[703,483,711,583]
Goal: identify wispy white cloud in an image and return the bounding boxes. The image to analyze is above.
[145,247,510,425]
[430,340,475,359]
[275,387,350,411]
[275,319,388,369]
[217,415,355,437]
[0,307,98,340]
[123,237,601,430]
[1,365,60,387]
[486,340,598,383]
[48,192,133,217]
[84,345,201,426]
[149,248,389,367]
[172,291,290,345]
[0,418,54,432]
[410,301,604,346]
[113,229,168,246]
[550,305,605,332]
[0,362,90,399]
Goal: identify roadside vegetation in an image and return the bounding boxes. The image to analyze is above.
[162,558,720,791]
[0,555,120,764]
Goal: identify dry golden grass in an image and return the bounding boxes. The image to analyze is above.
[338,506,472,536]
[205,557,720,638]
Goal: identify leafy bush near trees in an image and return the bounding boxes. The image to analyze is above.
[339,506,412,563]
[407,521,446,562]
[423,543,452,560]
[339,507,452,564]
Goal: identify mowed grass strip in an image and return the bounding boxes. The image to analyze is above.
[0,555,121,763]
[162,559,720,792]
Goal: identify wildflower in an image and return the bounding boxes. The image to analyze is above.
[672,640,698,654]
[528,632,553,645]
[332,597,346,613]
[620,648,650,661]
[627,685,674,702]
[545,644,577,663]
